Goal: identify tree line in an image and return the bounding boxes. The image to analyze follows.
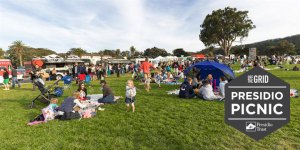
[0,41,191,67]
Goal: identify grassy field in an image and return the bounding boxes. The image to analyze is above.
[0,66,300,149]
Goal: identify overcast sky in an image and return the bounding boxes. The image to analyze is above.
[0,0,299,53]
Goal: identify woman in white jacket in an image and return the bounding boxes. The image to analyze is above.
[199,80,219,100]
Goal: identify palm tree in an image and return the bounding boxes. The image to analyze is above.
[11,40,25,66]
[0,48,5,59]
[130,46,136,57]
[115,49,121,57]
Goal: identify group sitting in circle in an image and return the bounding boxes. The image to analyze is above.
[178,74,228,100]
[28,79,137,125]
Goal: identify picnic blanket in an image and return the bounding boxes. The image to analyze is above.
[290,89,298,98]
[87,94,122,102]
[167,89,180,95]
[162,81,182,85]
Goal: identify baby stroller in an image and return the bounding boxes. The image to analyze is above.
[30,79,63,108]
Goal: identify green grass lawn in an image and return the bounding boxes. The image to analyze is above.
[0,67,300,149]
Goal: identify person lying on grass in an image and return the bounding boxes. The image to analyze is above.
[125,80,136,112]
[98,80,115,104]
[28,98,59,125]
[179,77,195,99]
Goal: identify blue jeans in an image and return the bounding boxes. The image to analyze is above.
[12,77,21,88]
[98,95,115,104]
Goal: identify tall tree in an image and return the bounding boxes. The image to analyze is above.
[68,48,87,58]
[102,49,116,57]
[10,40,26,66]
[115,49,121,57]
[144,47,169,58]
[173,48,189,57]
[121,51,130,59]
[0,48,4,59]
[200,7,255,56]
[208,46,215,57]
[130,46,136,57]
[277,40,296,55]
[134,51,143,58]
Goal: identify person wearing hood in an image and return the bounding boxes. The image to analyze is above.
[179,77,195,99]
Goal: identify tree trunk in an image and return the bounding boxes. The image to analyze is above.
[223,46,231,56]
[19,54,23,67]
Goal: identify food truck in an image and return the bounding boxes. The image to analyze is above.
[31,54,84,80]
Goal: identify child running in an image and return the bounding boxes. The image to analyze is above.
[154,71,162,88]
[125,80,136,112]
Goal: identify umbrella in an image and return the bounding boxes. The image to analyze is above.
[184,61,235,86]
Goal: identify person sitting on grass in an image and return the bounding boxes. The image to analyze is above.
[219,76,228,98]
[206,74,213,85]
[58,91,84,120]
[192,75,202,89]
[125,80,136,112]
[77,83,88,100]
[98,80,115,104]
[292,66,299,71]
[179,77,195,99]
[198,80,218,100]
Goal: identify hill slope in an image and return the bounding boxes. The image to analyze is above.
[199,34,300,55]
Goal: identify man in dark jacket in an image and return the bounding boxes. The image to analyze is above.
[58,92,81,120]
[179,77,195,99]
[59,96,76,113]
[98,80,115,103]
[72,63,80,78]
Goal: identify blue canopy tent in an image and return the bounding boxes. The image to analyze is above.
[184,61,235,86]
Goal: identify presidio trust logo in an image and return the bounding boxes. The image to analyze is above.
[225,67,290,141]
[246,122,274,133]
[246,122,256,132]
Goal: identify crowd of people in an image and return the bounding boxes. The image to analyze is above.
[178,74,227,100]
[5,54,298,125]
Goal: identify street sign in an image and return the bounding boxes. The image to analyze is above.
[225,67,290,140]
